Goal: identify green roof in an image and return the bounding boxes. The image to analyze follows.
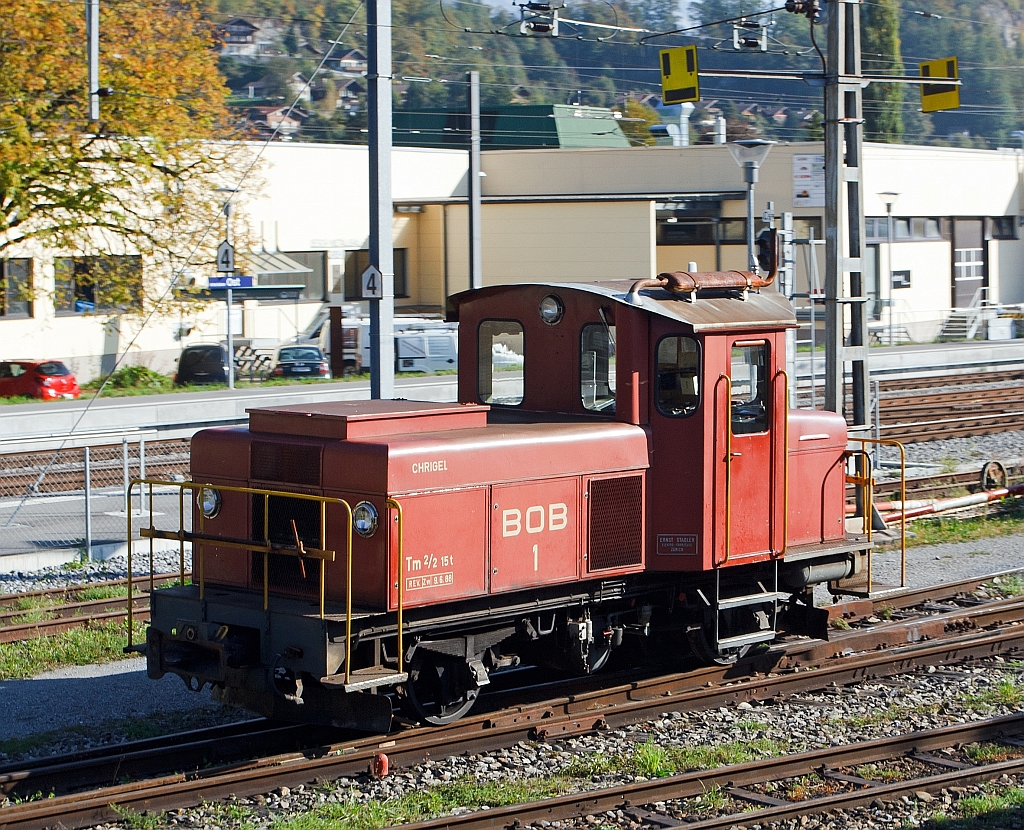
[393,104,629,150]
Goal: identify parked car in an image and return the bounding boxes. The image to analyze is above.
[0,360,80,400]
[174,344,233,386]
[270,346,331,380]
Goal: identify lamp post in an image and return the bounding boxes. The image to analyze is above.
[879,191,899,347]
[729,139,775,271]
[215,187,238,390]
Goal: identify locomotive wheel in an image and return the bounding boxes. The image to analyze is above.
[686,625,750,666]
[405,652,478,726]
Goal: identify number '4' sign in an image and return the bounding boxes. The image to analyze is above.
[361,265,383,299]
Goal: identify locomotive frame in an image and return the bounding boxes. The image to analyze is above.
[132,255,904,730]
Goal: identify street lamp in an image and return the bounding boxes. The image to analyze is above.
[879,191,899,347]
[729,138,775,271]
[215,187,238,390]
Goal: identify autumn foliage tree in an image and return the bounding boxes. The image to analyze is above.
[0,0,251,312]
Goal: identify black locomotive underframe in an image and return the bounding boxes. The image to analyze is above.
[144,539,865,729]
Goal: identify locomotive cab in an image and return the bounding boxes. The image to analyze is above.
[451,278,858,660]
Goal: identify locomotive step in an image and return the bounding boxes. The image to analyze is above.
[716,629,778,650]
[320,667,409,692]
[716,591,786,610]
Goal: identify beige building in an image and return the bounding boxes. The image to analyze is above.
[2,140,1023,379]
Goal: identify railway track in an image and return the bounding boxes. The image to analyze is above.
[0,439,190,497]
[0,572,189,644]
[1,571,1022,830]
[796,368,1024,443]
[401,715,1024,830]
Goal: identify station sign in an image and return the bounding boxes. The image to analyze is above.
[659,46,700,105]
[920,57,960,113]
[209,275,254,289]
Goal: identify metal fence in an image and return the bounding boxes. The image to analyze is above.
[0,439,191,563]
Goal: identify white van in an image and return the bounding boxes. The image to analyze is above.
[320,318,458,374]
[395,330,458,374]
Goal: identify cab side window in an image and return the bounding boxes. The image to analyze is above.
[478,320,524,405]
[655,336,700,416]
[730,343,769,434]
[581,323,616,412]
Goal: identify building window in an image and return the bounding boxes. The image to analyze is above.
[655,335,700,417]
[53,256,143,314]
[730,342,768,435]
[1,259,32,318]
[277,251,327,300]
[478,320,523,406]
[343,249,408,299]
[892,270,911,289]
[657,220,715,246]
[793,217,823,240]
[989,217,1018,240]
[718,219,747,244]
[580,323,615,413]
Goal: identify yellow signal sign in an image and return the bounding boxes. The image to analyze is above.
[919,56,959,113]
[660,46,699,105]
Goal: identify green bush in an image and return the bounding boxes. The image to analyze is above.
[88,366,172,392]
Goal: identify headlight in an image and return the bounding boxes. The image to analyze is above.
[539,294,564,326]
[199,488,222,519]
[353,501,378,538]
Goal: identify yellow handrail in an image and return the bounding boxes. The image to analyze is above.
[127,483,406,685]
[718,373,733,566]
[386,498,405,675]
[773,369,790,559]
[127,479,352,648]
[848,438,907,591]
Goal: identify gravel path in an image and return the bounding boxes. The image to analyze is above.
[0,658,242,748]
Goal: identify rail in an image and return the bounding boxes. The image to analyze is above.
[125,480,405,684]
[845,438,907,592]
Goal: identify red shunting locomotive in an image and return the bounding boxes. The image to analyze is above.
[143,261,867,730]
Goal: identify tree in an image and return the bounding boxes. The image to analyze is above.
[861,0,904,142]
[620,99,661,146]
[0,0,252,312]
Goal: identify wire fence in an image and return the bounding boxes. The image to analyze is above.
[0,439,192,564]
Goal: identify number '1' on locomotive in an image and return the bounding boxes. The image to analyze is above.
[136,244,877,729]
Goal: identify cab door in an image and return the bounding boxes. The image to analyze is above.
[722,339,774,560]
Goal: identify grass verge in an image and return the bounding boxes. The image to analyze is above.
[271,778,571,830]
[881,502,1024,549]
[0,620,144,680]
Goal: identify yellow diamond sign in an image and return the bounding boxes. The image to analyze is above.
[920,57,959,113]
[660,46,699,105]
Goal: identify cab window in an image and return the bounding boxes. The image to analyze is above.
[655,336,700,416]
[581,323,615,412]
[478,320,524,405]
[730,342,769,434]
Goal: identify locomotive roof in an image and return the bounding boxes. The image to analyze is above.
[448,281,797,332]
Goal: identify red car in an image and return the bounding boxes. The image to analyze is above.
[0,360,81,400]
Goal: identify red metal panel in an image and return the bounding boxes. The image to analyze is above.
[190,429,251,587]
[383,423,648,495]
[786,409,848,544]
[388,488,489,610]
[490,478,580,592]
[248,401,489,440]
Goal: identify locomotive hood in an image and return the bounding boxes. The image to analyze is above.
[448,281,797,332]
